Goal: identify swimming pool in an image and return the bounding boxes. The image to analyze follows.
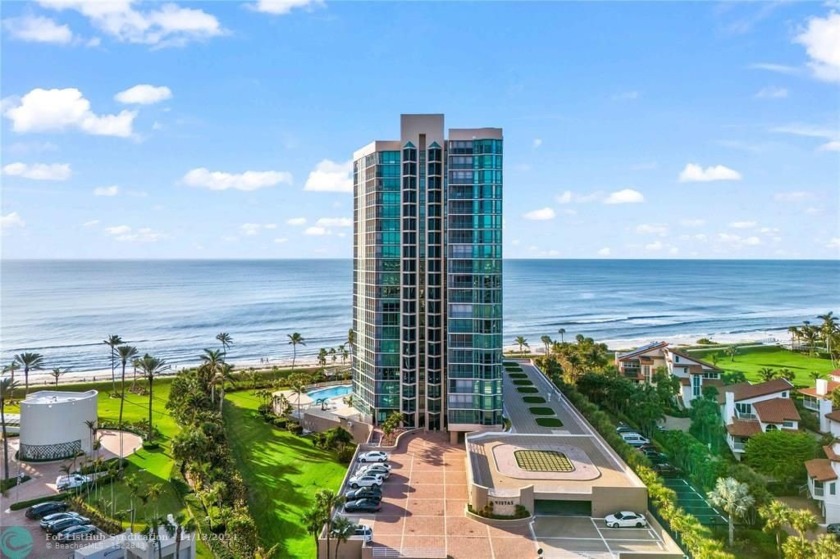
[307,384,352,401]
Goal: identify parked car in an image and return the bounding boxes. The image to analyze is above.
[45,516,91,535]
[619,432,650,447]
[605,511,648,528]
[56,474,90,491]
[344,499,382,513]
[358,464,391,479]
[359,450,389,463]
[616,423,636,434]
[827,523,840,538]
[652,463,680,475]
[348,474,384,489]
[26,501,69,520]
[40,512,85,529]
[345,487,383,501]
[56,524,97,543]
[332,523,373,543]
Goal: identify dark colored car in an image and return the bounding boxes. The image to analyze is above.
[827,523,840,538]
[652,463,680,475]
[345,487,382,501]
[45,516,91,535]
[40,512,85,529]
[56,524,97,543]
[344,498,382,513]
[26,501,69,520]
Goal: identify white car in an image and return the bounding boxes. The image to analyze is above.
[605,511,648,528]
[359,450,389,463]
[358,464,391,479]
[333,524,373,543]
[56,474,90,491]
[348,474,384,489]
[619,432,650,447]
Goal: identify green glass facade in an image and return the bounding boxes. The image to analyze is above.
[352,115,503,432]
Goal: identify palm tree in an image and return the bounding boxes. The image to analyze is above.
[819,312,839,364]
[331,515,355,559]
[777,368,795,382]
[558,328,566,343]
[216,363,235,414]
[2,361,19,384]
[116,344,138,475]
[126,474,141,530]
[170,511,196,559]
[540,335,552,355]
[254,544,281,559]
[288,332,306,370]
[290,377,306,420]
[788,325,802,350]
[757,367,776,382]
[788,508,818,538]
[316,489,345,559]
[514,336,529,354]
[216,332,233,360]
[140,514,172,559]
[49,367,68,386]
[302,506,325,559]
[14,352,44,398]
[782,537,813,559]
[138,354,169,442]
[318,348,328,368]
[146,482,163,517]
[802,324,820,357]
[338,343,348,365]
[813,534,840,557]
[759,500,791,559]
[329,347,337,365]
[199,349,224,394]
[1,378,20,482]
[103,335,124,395]
[707,477,755,546]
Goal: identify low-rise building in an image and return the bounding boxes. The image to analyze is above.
[798,370,840,433]
[74,521,196,559]
[614,342,723,408]
[718,378,799,459]
[805,442,840,524]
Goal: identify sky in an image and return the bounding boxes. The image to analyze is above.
[1,0,838,260]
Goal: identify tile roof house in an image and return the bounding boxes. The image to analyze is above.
[798,370,840,434]
[614,342,723,408]
[805,441,840,525]
[719,378,799,459]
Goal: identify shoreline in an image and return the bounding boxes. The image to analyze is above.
[3,329,793,388]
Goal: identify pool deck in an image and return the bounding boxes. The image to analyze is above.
[273,383,353,417]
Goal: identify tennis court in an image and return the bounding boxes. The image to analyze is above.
[663,478,727,526]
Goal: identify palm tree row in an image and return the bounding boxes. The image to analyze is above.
[787,311,839,364]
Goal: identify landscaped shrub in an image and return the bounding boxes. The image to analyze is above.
[529,407,555,416]
[142,441,161,450]
[508,373,527,379]
[77,457,128,474]
[337,446,355,464]
[468,502,530,520]
[68,496,122,534]
[513,379,533,386]
[288,422,303,435]
[0,475,31,491]
[10,493,71,511]
[272,417,288,429]
[523,396,546,404]
[535,417,563,427]
[517,387,539,393]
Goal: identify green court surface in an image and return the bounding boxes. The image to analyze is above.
[663,478,727,526]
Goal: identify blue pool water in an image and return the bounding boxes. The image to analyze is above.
[307,385,352,401]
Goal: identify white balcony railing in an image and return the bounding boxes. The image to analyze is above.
[735,410,757,420]
[802,398,820,412]
[731,441,746,452]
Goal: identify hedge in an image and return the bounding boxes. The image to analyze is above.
[529,407,555,416]
[11,493,71,511]
[513,379,533,386]
[535,418,563,427]
[517,387,539,394]
[523,396,546,404]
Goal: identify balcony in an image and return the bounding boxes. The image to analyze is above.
[731,441,746,453]
[735,410,757,420]
[802,397,820,412]
[812,485,825,499]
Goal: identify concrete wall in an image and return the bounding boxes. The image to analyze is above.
[591,486,647,518]
[302,411,372,444]
[318,537,364,559]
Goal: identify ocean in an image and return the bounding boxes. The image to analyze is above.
[1,259,838,377]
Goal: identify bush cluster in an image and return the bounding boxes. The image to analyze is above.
[468,502,530,520]
[68,495,123,534]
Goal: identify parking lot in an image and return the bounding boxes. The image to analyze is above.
[533,516,668,558]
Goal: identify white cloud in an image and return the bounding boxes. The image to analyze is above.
[828,238,840,249]
[729,221,757,229]
[4,88,136,137]
[555,191,573,204]
[105,224,166,242]
[532,138,542,148]
[772,123,837,139]
[819,140,840,151]
[795,12,840,82]
[287,217,307,226]
[304,159,352,193]
[2,162,71,181]
[718,232,761,247]
[316,217,352,228]
[755,86,788,99]
[93,185,119,196]
[239,223,277,235]
[182,168,292,191]
[115,84,172,105]
[253,0,323,15]
[273,237,288,244]
[743,236,761,246]
[645,241,664,251]
[773,191,814,202]
[1,212,25,230]
[749,63,800,75]
[304,226,328,236]
[3,15,73,44]
[523,207,555,220]
[678,163,742,182]
[38,0,225,47]
[604,189,644,204]
[680,218,706,227]
[82,219,100,227]
[597,247,611,257]
[636,224,668,235]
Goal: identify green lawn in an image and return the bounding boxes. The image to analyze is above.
[687,346,836,385]
[223,390,348,557]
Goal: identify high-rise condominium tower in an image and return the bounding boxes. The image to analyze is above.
[351,114,503,439]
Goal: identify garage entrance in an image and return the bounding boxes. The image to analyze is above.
[535,499,592,516]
